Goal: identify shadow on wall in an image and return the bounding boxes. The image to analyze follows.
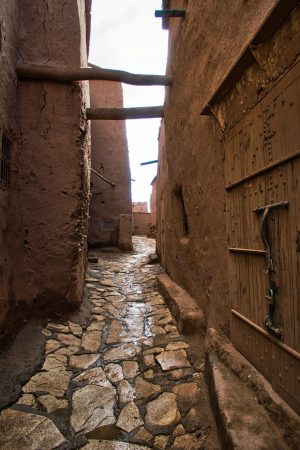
[172,184,190,239]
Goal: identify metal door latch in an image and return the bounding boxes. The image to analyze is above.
[253,200,289,338]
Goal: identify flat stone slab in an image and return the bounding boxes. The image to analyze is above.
[107,321,129,345]
[42,354,67,371]
[56,333,81,347]
[116,401,143,432]
[81,331,102,353]
[104,363,124,383]
[156,273,205,335]
[165,341,189,351]
[167,368,194,380]
[38,394,68,414]
[83,441,150,450]
[144,354,156,367]
[69,354,99,369]
[100,279,115,287]
[0,409,67,449]
[68,321,83,337]
[118,379,136,405]
[171,382,200,413]
[145,392,180,433]
[132,427,153,445]
[70,385,116,433]
[54,345,80,356]
[45,339,61,354]
[153,435,169,449]
[122,361,139,379]
[155,350,191,371]
[47,322,69,333]
[16,394,37,408]
[135,377,161,399]
[104,343,141,362]
[73,367,112,387]
[23,370,71,397]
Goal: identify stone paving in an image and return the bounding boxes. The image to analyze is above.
[0,237,218,450]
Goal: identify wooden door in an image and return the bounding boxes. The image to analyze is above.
[224,60,300,413]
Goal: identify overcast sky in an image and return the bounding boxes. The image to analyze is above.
[89,0,168,208]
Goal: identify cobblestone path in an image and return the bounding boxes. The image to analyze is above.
[0,237,219,450]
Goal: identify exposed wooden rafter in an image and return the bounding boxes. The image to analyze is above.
[16,64,171,86]
[86,106,164,120]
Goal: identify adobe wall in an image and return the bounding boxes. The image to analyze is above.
[133,212,151,236]
[88,80,132,250]
[157,0,277,335]
[0,0,24,339]
[150,178,157,225]
[0,0,91,339]
[132,202,148,213]
[17,0,90,313]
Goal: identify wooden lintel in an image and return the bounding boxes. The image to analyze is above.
[86,106,164,120]
[200,0,298,114]
[16,64,171,86]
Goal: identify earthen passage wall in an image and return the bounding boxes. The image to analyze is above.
[132,202,148,213]
[150,178,157,225]
[157,0,277,335]
[133,212,151,236]
[0,0,91,337]
[88,80,132,249]
[0,0,24,339]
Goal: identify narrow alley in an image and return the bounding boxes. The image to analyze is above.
[1,2,300,448]
[0,237,220,450]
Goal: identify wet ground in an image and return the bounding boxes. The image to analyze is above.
[0,237,220,449]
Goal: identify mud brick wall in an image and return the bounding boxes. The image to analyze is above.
[0,0,91,339]
[0,0,24,339]
[157,0,278,335]
[133,212,152,236]
[88,80,132,250]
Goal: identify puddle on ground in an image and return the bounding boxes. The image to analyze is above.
[85,424,122,441]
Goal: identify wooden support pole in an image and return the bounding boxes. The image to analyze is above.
[91,168,115,187]
[16,64,171,86]
[86,106,164,120]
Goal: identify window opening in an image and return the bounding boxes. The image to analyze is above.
[1,133,11,185]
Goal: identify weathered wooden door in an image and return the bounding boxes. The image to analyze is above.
[224,60,300,413]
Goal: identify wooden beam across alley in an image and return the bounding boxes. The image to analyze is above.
[86,106,164,120]
[16,64,171,86]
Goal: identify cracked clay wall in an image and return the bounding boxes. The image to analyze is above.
[0,0,24,339]
[88,80,132,250]
[0,0,91,339]
[157,0,277,335]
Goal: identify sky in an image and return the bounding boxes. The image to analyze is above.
[89,0,168,209]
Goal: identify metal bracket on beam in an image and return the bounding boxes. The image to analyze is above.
[140,160,158,166]
[155,9,186,29]
[155,10,186,18]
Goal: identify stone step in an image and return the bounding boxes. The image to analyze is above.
[156,273,205,335]
[206,350,290,450]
